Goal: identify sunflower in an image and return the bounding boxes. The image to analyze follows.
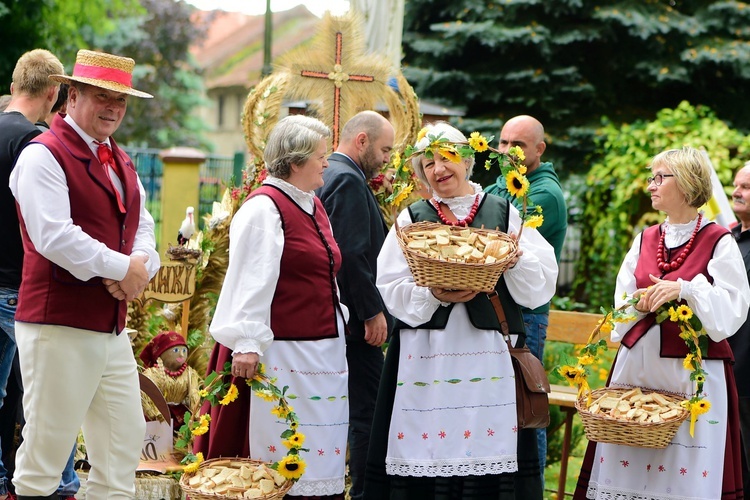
[524,214,544,229]
[683,353,695,370]
[508,146,525,162]
[183,452,204,474]
[558,365,586,386]
[289,420,299,430]
[192,418,210,436]
[518,164,527,175]
[219,384,239,405]
[694,373,706,384]
[276,454,307,480]
[668,306,680,322]
[391,151,402,169]
[283,432,306,450]
[599,319,613,335]
[578,353,595,366]
[417,127,428,143]
[198,389,208,398]
[391,183,413,206]
[437,145,462,164]
[506,170,529,198]
[693,399,711,414]
[675,305,693,322]
[254,388,278,402]
[271,403,293,419]
[468,132,489,152]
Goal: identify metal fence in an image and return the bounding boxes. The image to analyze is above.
[122,147,244,247]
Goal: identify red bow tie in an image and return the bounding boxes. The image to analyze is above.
[97,142,113,165]
[96,141,126,213]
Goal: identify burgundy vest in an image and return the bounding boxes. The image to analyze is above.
[250,185,343,341]
[621,221,733,360]
[15,114,140,334]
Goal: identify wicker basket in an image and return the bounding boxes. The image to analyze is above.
[179,457,293,500]
[396,221,517,292]
[575,387,689,449]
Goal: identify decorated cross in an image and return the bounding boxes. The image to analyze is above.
[299,32,375,148]
[279,13,393,150]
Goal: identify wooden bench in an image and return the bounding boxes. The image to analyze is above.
[546,310,620,499]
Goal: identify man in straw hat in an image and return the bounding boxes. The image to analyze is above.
[9,49,160,499]
[0,48,81,500]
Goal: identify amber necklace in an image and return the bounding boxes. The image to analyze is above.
[432,196,480,227]
[656,213,702,273]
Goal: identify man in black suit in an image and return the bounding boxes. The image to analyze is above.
[316,110,394,500]
[730,163,750,499]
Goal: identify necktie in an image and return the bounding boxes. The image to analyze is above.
[96,141,126,213]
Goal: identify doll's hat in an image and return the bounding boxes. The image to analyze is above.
[139,331,187,367]
[50,49,153,99]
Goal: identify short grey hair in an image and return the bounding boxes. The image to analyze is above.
[411,121,475,186]
[649,146,713,208]
[264,115,331,179]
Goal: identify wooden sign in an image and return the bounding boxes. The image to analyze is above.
[133,260,197,339]
[134,260,197,306]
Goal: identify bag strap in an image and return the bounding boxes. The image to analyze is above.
[487,291,526,348]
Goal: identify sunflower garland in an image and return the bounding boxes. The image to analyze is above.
[558,303,637,403]
[176,362,308,481]
[559,296,712,437]
[388,128,543,232]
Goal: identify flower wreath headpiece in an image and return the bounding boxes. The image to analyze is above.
[388,128,543,230]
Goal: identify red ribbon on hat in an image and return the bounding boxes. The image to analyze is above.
[73,63,132,87]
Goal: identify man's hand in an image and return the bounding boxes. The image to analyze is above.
[232,352,260,379]
[364,311,388,347]
[102,278,126,300]
[118,254,150,301]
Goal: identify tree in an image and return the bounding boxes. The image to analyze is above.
[86,0,212,148]
[401,0,750,176]
[574,101,750,308]
[0,0,143,87]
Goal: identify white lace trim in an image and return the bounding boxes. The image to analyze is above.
[663,211,707,248]
[288,476,345,496]
[586,481,704,500]
[385,455,517,477]
[432,182,484,219]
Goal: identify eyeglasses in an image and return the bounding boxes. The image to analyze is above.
[647,174,675,186]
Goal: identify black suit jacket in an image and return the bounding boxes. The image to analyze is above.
[730,224,750,397]
[315,152,389,340]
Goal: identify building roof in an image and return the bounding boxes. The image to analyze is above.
[190,5,319,90]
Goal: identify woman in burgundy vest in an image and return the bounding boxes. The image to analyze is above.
[574,147,750,500]
[194,116,349,499]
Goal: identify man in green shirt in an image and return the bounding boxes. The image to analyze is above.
[485,115,567,476]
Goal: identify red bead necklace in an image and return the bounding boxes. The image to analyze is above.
[433,195,480,227]
[164,362,188,378]
[656,213,702,273]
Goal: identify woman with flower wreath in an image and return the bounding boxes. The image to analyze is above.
[574,146,750,500]
[194,115,350,499]
[363,122,558,499]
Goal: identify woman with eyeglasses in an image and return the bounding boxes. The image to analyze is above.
[574,146,749,499]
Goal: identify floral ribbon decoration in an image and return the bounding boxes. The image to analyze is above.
[177,362,308,480]
[558,296,710,437]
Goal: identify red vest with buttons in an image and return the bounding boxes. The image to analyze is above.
[621,221,733,360]
[15,113,140,334]
[249,185,343,341]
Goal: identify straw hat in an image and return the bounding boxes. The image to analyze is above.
[50,49,153,99]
